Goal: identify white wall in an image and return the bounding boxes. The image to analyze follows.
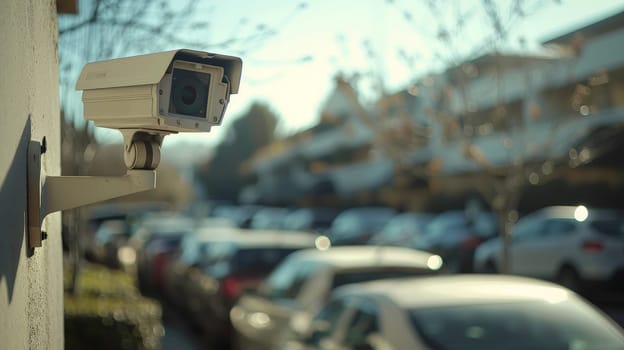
[0,0,63,349]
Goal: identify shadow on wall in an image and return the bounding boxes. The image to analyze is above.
[0,118,31,303]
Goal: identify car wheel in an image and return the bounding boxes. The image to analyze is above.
[557,266,582,292]
[483,260,498,274]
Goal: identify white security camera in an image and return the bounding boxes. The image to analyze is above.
[76,49,242,169]
[28,49,243,250]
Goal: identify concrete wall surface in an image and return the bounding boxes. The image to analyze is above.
[0,0,63,349]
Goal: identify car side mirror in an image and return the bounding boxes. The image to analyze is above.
[360,333,392,350]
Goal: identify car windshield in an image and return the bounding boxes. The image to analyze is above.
[230,248,301,273]
[332,268,434,288]
[409,300,624,350]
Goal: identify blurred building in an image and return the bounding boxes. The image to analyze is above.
[240,76,392,206]
[242,10,624,211]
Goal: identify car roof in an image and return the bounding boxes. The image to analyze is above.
[532,206,620,219]
[193,229,319,248]
[288,246,440,270]
[335,275,572,308]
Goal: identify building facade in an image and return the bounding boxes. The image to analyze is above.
[242,11,624,211]
[0,1,63,348]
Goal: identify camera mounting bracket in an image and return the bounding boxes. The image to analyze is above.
[120,129,168,170]
[27,138,156,251]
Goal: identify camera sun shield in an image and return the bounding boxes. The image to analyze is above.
[76,49,242,134]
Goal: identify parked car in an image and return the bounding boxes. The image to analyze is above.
[283,207,341,233]
[415,210,498,273]
[162,227,241,309]
[91,219,132,268]
[83,201,170,260]
[328,207,397,245]
[250,207,292,230]
[474,206,624,292]
[212,204,263,228]
[368,212,433,247]
[183,230,319,348]
[129,213,195,293]
[230,246,443,350]
[285,275,624,350]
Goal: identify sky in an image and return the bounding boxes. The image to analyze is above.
[61,0,624,149]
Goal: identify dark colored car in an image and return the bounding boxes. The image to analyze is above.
[129,214,195,293]
[415,210,498,273]
[162,227,241,310]
[91,219,132,268]
[182,230,318,348]
[82,201,170,260]
[328,207,396,245]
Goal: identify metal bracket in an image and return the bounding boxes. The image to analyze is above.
[27,139,157,250]
[27,140,43,249]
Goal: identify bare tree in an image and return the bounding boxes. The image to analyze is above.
[57,0,308,289]
[58,0,309,126]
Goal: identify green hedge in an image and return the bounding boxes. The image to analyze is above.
[64,263,163,350]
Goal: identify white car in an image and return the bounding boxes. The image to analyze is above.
[230,246,443,350]
[285,275,624,350]
[474,206,624,291]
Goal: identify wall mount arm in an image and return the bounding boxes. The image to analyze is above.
[27,135,158,251]
[41,170,156,217]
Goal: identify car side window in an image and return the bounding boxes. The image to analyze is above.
[262,259,303,299]
[544,219,577,237]
[342,300,380,349]
[306,298,350,345]
[513,217,544,241]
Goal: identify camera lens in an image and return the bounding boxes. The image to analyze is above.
[181,85,197,105]
[169,68,211,118]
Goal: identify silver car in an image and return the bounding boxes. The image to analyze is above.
[285,275,624,350]
[474,206,624,291]
[230,246,443,350]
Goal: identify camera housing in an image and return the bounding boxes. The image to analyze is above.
[28,50,243,250]
[76,49,242,134]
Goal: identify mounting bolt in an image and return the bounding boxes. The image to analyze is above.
[41,231,48,241]
[41,137,47,154]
